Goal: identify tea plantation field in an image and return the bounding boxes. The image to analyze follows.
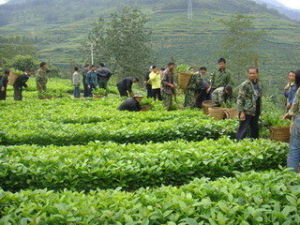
[0,78,299,224]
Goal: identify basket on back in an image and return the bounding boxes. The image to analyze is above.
[8,72,19,86]
[224,108,239,119]
[208,107,225,120]
[202,100,213,115]
[270,126,290,143]
[178,72,193,90]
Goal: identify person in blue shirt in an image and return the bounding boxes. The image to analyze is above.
[82,64,90,98]
[284,71,297,110]
[85,65,98,97]
[283,70,300,173]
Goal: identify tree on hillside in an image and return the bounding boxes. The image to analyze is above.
[87,8,152,78]
[87,18,108,65]
[0,36,36,68]
[11,55,38,72]
[219,15,266,82]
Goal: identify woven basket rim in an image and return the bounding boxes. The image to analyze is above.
[209,107,225,111]
[270,126,290,131]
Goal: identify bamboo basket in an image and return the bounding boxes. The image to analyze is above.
[224,108,239,120]
[141,104,153,112]
[208,107,225,120]
[94,95,104,99]
[202,100,213,115]
[270,126,290,143]
[178,72,193,90]
[8,72,19,86]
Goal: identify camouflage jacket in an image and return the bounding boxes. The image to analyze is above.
[212,87,235,107]
[237,79,262,116]
[35,68,48,84]
[212,87,226,106]
[288,88,300,119]
[161,69,175,95]
[187,73,208,93]
[210,69,232,89]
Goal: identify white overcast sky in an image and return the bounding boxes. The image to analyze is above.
[0,0,300,9]
[277,0,300,9]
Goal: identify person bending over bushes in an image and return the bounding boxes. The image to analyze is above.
[118,94,143,112]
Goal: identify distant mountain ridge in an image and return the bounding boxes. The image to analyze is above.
[3,0,300,22]
[0,0,299,87]
[255,0,300,21]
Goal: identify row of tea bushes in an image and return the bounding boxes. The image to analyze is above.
[0,97,209,123]
[1,171,299,224]
[0,138,288,191]
[1,118,237,146]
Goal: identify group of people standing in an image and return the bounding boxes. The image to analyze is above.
[117,62,179,111]
[117,59,235,115]
[141,59,235,111]
[1,57,300,173]
[136,59,260,142]
[75,63,113,98]
[184,64,261,142]
[184,58,234,109]
[0,62,50,101]
[0,69,31,101]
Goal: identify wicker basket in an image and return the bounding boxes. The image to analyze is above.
[270,126,290,143]
[224,108,239,120]
[141,104,153,112]
[94,95,104,99]
[208,107,225,120]
[8,72,19,86]
[202,100,213,115]
[178,72,193,90]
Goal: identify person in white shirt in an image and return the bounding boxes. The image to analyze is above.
[72,67,81,98]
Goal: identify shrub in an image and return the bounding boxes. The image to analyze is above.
[0,171,299,224]
[0,138,288,192]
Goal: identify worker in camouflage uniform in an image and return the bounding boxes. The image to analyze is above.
[211,86,233,107]
[161,62,176,111]
[208,58,233,97]
[184,70,209,108]
[36,62,49,99]
[237,67,262,140]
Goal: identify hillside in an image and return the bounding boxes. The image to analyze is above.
[0,0,300,91]
[255,0,300,21]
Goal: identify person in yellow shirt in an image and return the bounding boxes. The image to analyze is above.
[148,65,162,101]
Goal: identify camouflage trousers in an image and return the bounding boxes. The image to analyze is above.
[184,90,197,108]
[162,92,173,111]
[36,82,47,99]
